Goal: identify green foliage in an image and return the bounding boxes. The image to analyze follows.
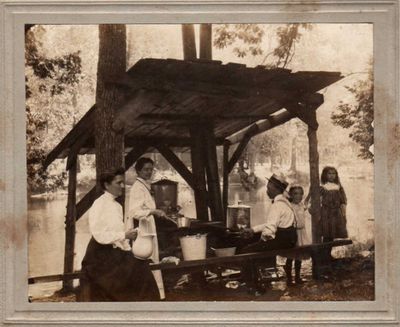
[26,26,83,194]
[267,24,312,68]
[213,24,264,58]
[213,23,311,68]
[331,68,374,161]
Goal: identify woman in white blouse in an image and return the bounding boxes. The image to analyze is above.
[126,157,167,300]
[80,168,159,301]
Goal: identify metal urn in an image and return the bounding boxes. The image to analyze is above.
[226,201,251,231]
[151,179,178,212]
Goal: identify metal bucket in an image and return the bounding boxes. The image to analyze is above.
[179,234,207,261]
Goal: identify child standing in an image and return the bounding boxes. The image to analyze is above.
[284,185,312,286]
[320,166,348,242]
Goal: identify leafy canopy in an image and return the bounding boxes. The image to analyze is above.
[331,65,373,161]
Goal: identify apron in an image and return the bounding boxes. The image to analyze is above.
[131,179,165,300]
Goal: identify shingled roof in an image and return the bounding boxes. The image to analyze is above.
[44,58,343,169]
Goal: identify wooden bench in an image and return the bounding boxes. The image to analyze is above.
[28,239,352,285]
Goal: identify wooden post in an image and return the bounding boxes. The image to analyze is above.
[307,121,322,244]
[204,123,223,221]
[307,111,326,279]
[182,24,197,60]
[190,125,208,221]
[199,24,212,60]
[62,156,78,292]
[222,141,230,222]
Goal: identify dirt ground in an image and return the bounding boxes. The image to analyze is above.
[32,253,374,302]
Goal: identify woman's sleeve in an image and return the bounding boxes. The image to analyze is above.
[126,184,152,221]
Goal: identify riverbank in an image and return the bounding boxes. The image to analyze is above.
[31,252,374,302]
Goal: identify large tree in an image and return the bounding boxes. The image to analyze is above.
[25,25,83,194]
[95,24,127,191]
[331,65,374,161]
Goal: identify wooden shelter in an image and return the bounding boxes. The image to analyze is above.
[43,58,343,289]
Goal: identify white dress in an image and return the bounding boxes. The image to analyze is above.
[125,177,165,300]
[292,202,312,260]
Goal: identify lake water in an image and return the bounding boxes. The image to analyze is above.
[28,169,374,298]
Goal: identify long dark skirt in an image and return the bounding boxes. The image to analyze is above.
[321,206,348,239]
[79,238,159,302]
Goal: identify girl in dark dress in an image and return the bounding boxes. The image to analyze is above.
[320,166,348,242]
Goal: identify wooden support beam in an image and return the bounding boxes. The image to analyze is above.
[75,144,148,221]
[76,187,97,221]
[307,112,322,244]
[182,24,197,60]
[284,93,324,129]
[190,126,209,221]
[285,103,318,129]
[204,123,224,221]
[225,110,294,145]
[227,125,256,173]
[154,143,195,189]
[78,136,197,149]
[200,24,212,60]
[66,126,94,170]
[43,106,96,170]
[62,156,77,292]
[137,113,272,122]
[222,141,230,222]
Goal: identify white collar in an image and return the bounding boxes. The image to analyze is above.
[103,190,117,200]
[274,193,289,203]
[322,182,340,191]
[136,177,152,189]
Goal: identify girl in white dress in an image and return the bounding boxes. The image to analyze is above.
[284,185,312,285]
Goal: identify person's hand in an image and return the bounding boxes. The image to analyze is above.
[240,228,254,239]
[261,232,273,241]
[125,229,138,240]
[151,209,166,218]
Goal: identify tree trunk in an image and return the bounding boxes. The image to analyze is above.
[95,24,126,192]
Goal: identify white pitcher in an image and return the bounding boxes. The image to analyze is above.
[131,230,155,260]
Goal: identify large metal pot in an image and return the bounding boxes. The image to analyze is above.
[166,215,192,228]
[176,216,191,228]
[151,179,178,210]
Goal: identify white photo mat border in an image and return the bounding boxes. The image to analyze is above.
[0,0,398,325]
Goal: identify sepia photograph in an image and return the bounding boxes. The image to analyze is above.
[25,23,375,303]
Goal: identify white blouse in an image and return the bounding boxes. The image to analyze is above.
[253,194,296,240]
[88,191,131,251]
